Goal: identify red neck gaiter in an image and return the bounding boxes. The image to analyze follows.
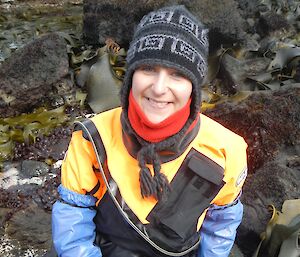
[128,90,194,142]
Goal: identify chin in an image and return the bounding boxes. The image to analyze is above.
[147,114,168,124]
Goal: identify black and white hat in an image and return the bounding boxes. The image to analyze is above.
[121,5,209,120]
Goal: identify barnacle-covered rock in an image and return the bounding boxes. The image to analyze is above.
[256,11,291,37]
[5,203,52,253]
[238,156,300,256]
[182,0,247,50]
[0,33,69,118]
[82,0,248,50]
[236,0,261,18]
[204,87,300,173]
[83,0,161,47]
[13,125,72,162]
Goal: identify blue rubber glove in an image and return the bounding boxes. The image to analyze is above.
[197,198,243,257]
[52,185,102,257]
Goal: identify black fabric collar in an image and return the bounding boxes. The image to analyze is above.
[121,111,200,164]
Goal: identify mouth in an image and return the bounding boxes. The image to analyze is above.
[146,97,171,108]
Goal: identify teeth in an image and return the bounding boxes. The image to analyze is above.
[147,98,169,108]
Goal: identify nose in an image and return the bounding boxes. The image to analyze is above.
[151,70,168,95]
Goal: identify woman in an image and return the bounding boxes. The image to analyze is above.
[52,5,247,257]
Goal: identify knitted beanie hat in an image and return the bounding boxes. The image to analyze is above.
[120,5,209,201]
[121,4,209,119]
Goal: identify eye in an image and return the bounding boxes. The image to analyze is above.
[170,71,186,80]
[138,65,156,73]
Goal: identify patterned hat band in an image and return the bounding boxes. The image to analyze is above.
[137,8,208,48]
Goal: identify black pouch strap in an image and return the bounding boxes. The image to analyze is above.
[74,119,107,165]
[74,119,108,195]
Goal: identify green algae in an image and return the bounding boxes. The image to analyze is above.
[0,106,69,162]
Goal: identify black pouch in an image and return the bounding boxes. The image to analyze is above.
[146,148,225,251]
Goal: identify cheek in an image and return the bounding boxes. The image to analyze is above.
[131,84,139,102]
[178,84,192,104]
[131,74,142,101]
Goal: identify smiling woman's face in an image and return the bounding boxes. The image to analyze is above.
[131,65,193,124]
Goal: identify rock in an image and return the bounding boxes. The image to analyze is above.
[5,203,52,253]
[0,203,54,254]
[82,0,156,47]
[36,171,61,211]
[183,0,247,50]
[42,245,57,257]
[236,0,261,18]
[21,160,50,178]
[82,0,248,50]
[256,11,291,37]
[0,165,46,191]
[0,208,10,236]
[0,167,60,254]
[0,162,60,211]
[14,125,72,162]
[0,33,69,118]
[204,87,300,173]
[238,154,300,256]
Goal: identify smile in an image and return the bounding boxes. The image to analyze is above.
[146,97,171,108]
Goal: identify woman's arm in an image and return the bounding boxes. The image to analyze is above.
[52,185,102,257]
[52,130,104,257]
[197,197,243,257]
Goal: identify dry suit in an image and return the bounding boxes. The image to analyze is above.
[52,107,247,257]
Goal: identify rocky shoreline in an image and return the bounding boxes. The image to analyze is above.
[0,0,299,256]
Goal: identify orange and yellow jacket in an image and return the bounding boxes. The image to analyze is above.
[52,107,248,257]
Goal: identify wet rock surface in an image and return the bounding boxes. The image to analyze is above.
[0,164,60,256]
[82,0,248,49]
[6,204,52,252]
[204,87,300,173]
[0,33,69,118]
[8,205,50,241]
[238,155,300,256]
[13,125,73,162]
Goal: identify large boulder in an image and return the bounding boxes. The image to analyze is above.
[82,0,161,47]
[183,0,247,50]
[82,0,248,50]
[204,87,300,173]
[0,33,69,118]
